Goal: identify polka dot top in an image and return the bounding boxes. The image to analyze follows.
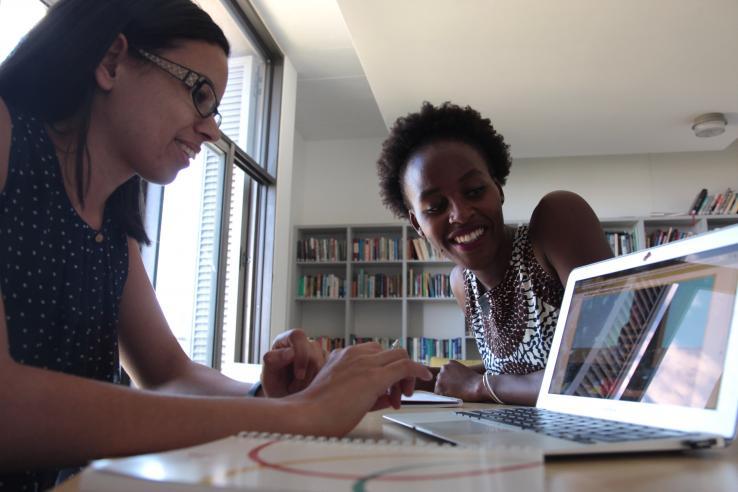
[464,224,564,376]
[0,106,129,491]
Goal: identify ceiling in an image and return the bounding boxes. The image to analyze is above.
[252,0,738,158]
[250,0,387,141]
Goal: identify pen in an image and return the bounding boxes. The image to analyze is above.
[390,339,401,350]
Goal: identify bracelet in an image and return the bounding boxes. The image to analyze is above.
[247,381,262,397]
[482,372,505,405]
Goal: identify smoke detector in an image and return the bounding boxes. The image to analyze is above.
[692,113,727,138]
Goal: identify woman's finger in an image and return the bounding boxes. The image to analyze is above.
[358,347,413,367]
[287,330,313,380]
[262,347,295,370]
[376,358,433,387]
[388,382,403,409]
[401,376,415,396]
[370,394,392,412]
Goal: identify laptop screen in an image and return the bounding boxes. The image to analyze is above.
[548,242,738,410]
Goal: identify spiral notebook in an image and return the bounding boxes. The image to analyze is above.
[78,432,542,491]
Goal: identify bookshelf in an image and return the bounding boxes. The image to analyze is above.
[292,214,738,363]
[293,224,469,363]
[599,214,738,253]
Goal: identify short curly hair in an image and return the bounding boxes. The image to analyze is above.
[377,101,512,219]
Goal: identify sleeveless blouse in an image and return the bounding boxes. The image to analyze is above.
[0,108,129,490]
[464,224,564,375]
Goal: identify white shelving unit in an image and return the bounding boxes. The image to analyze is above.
[293,224,466,362]
[596,214,738,252]
[292,215,738,363]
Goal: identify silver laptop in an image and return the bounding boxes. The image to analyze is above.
[385,224,738,455]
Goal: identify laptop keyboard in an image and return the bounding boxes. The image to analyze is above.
[456,407,690,444]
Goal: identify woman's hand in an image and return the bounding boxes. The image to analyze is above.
[414,365,439,392]
[434,360,486,401]
[289,342,433,436]
[261,329,327,397]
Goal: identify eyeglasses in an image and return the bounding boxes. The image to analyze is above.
[136,48,222,127]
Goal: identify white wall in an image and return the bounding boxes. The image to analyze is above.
[291,131,307,222]
[280,135,737,335]
[293,137,397,226]
[293,137,738,225]
[505,140,738,221]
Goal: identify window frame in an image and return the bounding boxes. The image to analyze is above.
[15,0,282,367]
[142,0,283,367]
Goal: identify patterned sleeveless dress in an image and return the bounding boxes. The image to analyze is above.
[464,225,564,375]
[0,107,129,490]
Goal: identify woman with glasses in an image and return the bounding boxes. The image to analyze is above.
[0,1,430,489]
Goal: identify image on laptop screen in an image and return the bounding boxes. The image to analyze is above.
[548,243,738,410]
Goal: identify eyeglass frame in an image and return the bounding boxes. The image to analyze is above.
[135,48,223,127]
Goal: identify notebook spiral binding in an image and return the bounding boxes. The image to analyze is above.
[237,431,454,448]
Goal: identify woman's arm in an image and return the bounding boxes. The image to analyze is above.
[118,238,253,395]
[433,361,544,405]
[118,239,324,397]
[0,291,298,470]
[0,291,431,471]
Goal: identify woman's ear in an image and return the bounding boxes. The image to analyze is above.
[95,34,129,91]
[494,180,505,205]
[408,211,424,237]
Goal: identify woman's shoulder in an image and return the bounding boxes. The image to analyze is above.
[450,264,468,285]
[450,265,468,309]
[527,190,611,283]
[0,97,10,193]
[530,190,592,220]
[528,191,597,237]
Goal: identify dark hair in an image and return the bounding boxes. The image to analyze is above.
[377,101,512,219]
[0,0,230,244]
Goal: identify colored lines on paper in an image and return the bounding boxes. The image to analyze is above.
[219,439,543,490]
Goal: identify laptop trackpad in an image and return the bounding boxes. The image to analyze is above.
[420,421,546,447]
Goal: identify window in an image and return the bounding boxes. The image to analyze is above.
[0,0,47,62]
[0,0,280,370]
[144,0,282,369]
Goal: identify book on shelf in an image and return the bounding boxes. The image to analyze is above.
[689,188,708,215]
[352,236,402,261]
[348,335,400,349]
[297,237,346,262]
[697,194,714,215]
[297,274,345,299]
[691,187,738,216]
[310,336,345,352]
[407,269,452,298]
[604,231,634,256]
[721,191,738,214]
[645,228,694,248]
[406,337,463,364]
[718,189,736,214]
[407,237,443,261]
[79,431,543,491]
[351,270,402,298]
